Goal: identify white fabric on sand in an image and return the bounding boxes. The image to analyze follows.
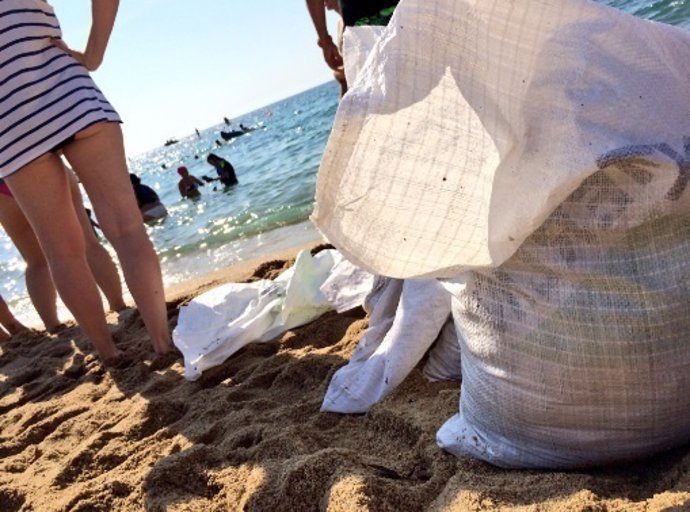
[173,249,373,380]
[321,278,451,414]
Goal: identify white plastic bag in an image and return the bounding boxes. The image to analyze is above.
[173,250,373,380]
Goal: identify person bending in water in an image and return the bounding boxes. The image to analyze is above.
[129,174,168,222]
[206,153,238,187]
[177,167,204,199]
[0,173,127,333]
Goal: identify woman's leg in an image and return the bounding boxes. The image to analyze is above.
[67,172,127,312]
[62,122,170,355]
[0,295,28,337]
[5,153,119,361]
[0,195,62,332]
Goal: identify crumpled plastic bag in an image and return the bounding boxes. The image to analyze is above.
[173,249,374,380]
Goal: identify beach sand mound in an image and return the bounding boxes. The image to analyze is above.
[1,253,690,511]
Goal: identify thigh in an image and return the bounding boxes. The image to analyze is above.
[61,122,142,238]
[0,194,44,264]
[66,170,101,246]
[4,153,85,260]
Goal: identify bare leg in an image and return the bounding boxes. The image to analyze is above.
[0,195,62,331]
[0,295,28,337]
[68,173,127,312]
[62,122,170,354]
[5,154,119,361]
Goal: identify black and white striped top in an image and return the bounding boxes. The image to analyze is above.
[0,0,120,178]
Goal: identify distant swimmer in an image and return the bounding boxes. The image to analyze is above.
[177,166,205,199]
[129,174,168,222]
[206,153,238,187]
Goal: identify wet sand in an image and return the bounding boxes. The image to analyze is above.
[1,244,689,511]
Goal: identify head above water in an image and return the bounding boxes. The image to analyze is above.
[177,166,189,176]
[206,153,219,165]
[129,173,141,185]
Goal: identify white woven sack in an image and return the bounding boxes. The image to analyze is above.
[312,0,690,279]
[313,0,690,468]
[438,162,690,468]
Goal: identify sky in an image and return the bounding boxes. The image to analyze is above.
[49,1,340,156]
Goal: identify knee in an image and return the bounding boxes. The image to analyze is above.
[102,215,147,246]
[24,257,50,276]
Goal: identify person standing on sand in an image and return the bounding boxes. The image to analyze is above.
[323,0,348,97]
[0,174,127,333]
[0,295,28,341]
[305,0,400,82]
[0,0,171,365]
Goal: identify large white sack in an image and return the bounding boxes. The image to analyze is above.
[438,162,690,468]
[173,250,373,380]
[313,0,690,469]
[312,0,690,279]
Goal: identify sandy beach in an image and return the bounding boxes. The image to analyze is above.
[1,243,689,512]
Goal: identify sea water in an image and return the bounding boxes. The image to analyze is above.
[1,82,339,325]
[1,0,688,326]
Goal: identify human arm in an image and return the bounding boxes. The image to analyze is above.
[305,0,343,70]
[52,0,119,71]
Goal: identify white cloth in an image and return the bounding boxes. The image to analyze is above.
[321,278,450,414]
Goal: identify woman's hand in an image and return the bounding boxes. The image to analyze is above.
[52,0,119,72]
[50,38,101,71]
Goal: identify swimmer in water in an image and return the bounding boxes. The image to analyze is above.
[206,153,239,187]
[177,166,205,199]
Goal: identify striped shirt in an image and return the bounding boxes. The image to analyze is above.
[0,0,120,178]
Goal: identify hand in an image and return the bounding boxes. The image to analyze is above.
[320,39,343,70]
[51,38,103,71]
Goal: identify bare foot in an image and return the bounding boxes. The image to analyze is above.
[46,322,69,334]
[108,301,128,313]
[102,350,129,369]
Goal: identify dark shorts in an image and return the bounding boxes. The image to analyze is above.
[353,6,397,26]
